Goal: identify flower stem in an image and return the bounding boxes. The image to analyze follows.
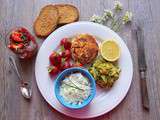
[113,20,122,32]
[111,17,121,30]
[110,14,116,27]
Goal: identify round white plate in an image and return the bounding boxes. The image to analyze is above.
[35,21,133,119]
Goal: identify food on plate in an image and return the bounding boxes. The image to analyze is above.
[60,38,72,61]
[100,40,120,62]
[8,27,38,59]
[48,38,82,76]
[55,4,79,25]
[60,38,72,50]
[49,51,62,66]
[34,5,59,37]
[89,57,120,88]
[61,60,72,70]
[60,72,91,104]
[48,66,59,76]
[71,34,99,64]
[61,50,71,61]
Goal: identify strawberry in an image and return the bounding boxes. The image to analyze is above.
[8,43,24,51]
[11,31,23,42]
[60,38,71,50]
[19,27,28,33]
[49,51,62,66]
[60,50,71,60]
[19,27,31,41]
[61,61,72,70]
[48,66,59,76]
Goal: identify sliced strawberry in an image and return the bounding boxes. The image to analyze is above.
[48,66,59,76]
[60,49,71,60]
[12,31,21,37]
[60,38,68,45]
[8,43,24,51]
[61,61,72,70]
[18,27,31,41]
[60,38,71,50]
[11,31,23,42]
[19,27,28,33]
[49,51,62,66]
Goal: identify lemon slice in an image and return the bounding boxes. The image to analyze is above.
[100,40,120,62]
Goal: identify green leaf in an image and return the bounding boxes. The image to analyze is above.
[61,58,66,64]
[21,35,26,41]
[47,66,54,73]
[60,45,65,52]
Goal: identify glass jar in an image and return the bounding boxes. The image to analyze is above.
[7,27,38,59]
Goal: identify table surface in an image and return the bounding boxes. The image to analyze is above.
[0,0,160,120]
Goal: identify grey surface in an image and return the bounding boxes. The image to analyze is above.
[0,0,160,120]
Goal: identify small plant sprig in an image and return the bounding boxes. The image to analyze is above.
[90,1,133,32]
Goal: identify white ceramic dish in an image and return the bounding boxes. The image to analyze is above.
[35,21,133,119]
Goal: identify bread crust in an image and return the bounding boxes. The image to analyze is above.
[55,4,79,25]
[34,5,59,37]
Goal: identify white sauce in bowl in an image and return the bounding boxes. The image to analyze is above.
[60,73,91,105]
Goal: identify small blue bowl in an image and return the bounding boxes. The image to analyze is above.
[54,67,96,109]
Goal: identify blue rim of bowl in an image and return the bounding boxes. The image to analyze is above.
[54,67,96,109]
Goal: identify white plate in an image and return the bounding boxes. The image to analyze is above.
[35,21,133,119]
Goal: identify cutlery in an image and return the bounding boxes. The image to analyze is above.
[9,56,32,99]
[135,26,149,110]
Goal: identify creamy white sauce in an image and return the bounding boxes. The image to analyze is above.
[60,73,91,105]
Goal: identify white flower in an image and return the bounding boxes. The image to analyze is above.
[122,11,132,24]
[104,9,113,18]
[114,1,123,11]
[101,13,109,21]
[90,14,104,24]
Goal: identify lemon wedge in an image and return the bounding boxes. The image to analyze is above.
[100,40,120,62]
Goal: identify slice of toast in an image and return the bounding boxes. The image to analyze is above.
[34,5,59,37]
[55,4,79,25]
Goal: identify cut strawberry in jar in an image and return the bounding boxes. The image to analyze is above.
[8,43,24,51]
[11,32,23,42]
[8,27,38,60]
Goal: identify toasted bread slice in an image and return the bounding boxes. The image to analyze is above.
[34,5,59,37]
[55,4,79,24]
